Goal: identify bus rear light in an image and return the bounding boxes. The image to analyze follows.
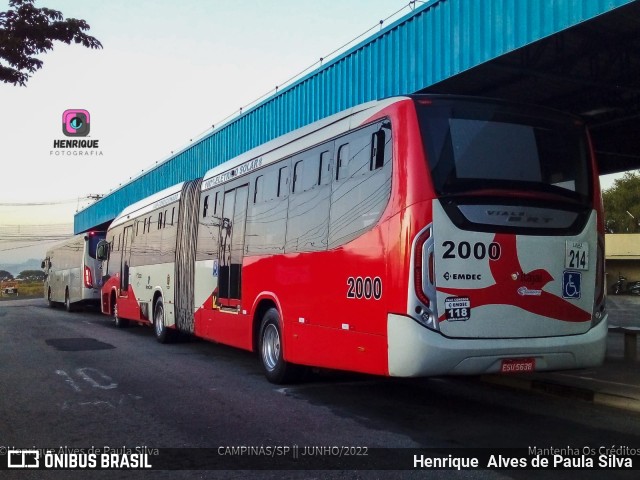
[410,226,439,331]
[84,266,94,288]
[592,233,606,326]
[428,251,435,286]
[414,230,431,307]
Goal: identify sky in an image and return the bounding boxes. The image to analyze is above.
[0,0,631,268]
[0,0,419,266]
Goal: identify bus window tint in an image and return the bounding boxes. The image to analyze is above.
[328,122,392,248]
[246,164,288,255]
[277,166,289,197]
[336,144,349,181]
[347,134,372,177]
[87,233,103,258]
[285,145,333,253]
[449,119,541,181]
[203,195,209,217]
[254,176,264,203]
[292,154,320,194]
[319,151,331,185]
[416,99,591,203]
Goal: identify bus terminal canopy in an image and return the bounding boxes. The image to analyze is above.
[75,0,640,234]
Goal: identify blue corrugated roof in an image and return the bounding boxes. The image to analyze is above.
[75,0,635,233]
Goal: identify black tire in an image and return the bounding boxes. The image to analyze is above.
[112,301,129,328]
[153,298,176,343]
[47,288,55,308]
[64,289,74,312]
[258,308,306,384]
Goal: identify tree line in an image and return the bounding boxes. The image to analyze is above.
[0,270,45,281]
[603,172,640,234]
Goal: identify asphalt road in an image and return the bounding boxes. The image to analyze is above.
[1,298,639,480]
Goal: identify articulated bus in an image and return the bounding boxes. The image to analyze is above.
[43,231,106,311]
[97,95,607,383]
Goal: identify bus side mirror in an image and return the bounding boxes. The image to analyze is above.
[41,260,45,269]
[96,240,110,261]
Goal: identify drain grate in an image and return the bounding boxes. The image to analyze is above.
[45,338,115,351]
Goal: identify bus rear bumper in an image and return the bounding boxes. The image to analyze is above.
[387,313,608,377]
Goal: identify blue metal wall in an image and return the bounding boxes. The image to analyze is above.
[75,0,635,233]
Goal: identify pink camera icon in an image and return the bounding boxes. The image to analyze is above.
[62,109,90,137]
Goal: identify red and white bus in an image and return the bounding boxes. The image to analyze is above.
[98,95,607,383]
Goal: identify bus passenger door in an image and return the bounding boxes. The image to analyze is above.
[218,185,248,308]
[120,226,133,297]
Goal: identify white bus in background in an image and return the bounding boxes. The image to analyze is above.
[42,231,106,311]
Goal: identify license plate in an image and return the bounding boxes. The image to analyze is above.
[565,241,589,270]
[500,358,535,374]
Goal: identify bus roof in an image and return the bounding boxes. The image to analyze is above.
[107,95,408,229]
[44,230,106,257]
[110,182,186,228]
[201,96,406,191]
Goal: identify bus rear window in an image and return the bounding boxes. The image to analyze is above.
[415,98,592,204]
[87,232,106,259]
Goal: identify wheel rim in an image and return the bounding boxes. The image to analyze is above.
[261,323,280,371]
[113,303,119,324]
[154,303,164,336]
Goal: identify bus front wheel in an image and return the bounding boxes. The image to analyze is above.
[153,298,175,343]
[258,308,306,384]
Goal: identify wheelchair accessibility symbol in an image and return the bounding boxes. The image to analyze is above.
[562,270,581,299]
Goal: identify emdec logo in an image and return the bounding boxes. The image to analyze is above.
[62,109,90,136]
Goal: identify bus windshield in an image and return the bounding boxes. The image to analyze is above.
[414,97,592,204]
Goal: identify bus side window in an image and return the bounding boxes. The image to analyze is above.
[371,129,386,170]
[328,122,393,249]
[319,150,331,186]
[171,207,175,225]
[203,195,209,218]
[336,144,349,181]
[164,209,168,227]
[254,176,264,203]
[348,132,372,177]
[158,212,163,230]
[292,161,303,194]
[257,167,279,202]
[277,165,289,198]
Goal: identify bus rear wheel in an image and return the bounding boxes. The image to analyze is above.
[65,289,74,312]
[113,301,129,328]
[258,308,306,384]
